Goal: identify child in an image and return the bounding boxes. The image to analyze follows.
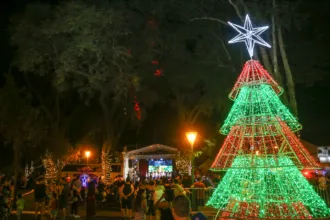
[49,192,58,220]
[16,193,25,220]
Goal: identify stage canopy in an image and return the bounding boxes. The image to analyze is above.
[122,144,178,178]
[125,144,178,160]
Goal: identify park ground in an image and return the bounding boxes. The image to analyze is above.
[9,189,123,219]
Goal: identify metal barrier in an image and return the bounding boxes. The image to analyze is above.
[313,185,330,207]
[184,186,330,219]
[183,187,215,211]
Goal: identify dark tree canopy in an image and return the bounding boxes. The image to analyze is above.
[0,0,328,167]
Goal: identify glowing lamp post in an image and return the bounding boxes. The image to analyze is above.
[186,132,197,183]
[186,131,197,211]
[85,151,91,165]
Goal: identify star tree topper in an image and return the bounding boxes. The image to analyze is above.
[228,14,271,58]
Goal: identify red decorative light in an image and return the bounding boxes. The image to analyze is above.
[229,60,283,100]
[127,49,131,54]
[133,96,141,120]
[219,201,311,219]
[151,60,159,65]
[154,68,163,77]
[211,118,319,171]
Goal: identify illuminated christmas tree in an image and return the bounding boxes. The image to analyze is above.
[206,15,330,219]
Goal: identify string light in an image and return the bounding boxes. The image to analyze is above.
[42,152,57,181]
[211,118,319,171]
[207,15,330,219]
[222,84,301,134]
[207,156,330,219]
[101,151,112,185]
[229,60,283,100]
[24,161,34,182]
[129,154,177,160]
[175,154,190,174]
[228,14,271,58]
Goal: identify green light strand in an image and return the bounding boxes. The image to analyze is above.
[221,84,301,135]
[207,156,330,219]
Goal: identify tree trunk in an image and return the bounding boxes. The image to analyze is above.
[260,48,273,74]
[13,140,20,199]
[99,93,113,184]
[271,0,283,85]
[99,94,111,153]
[278,25,298,116]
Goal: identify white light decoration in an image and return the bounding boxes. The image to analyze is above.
[228,14,271,58]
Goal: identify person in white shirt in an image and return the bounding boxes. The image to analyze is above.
[172,179,184,197]
[153,180,165,220]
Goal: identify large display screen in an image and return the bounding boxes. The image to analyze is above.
[148,160,173,172]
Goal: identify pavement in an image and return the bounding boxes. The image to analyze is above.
[9,191,124,220]
[9,215,124,220]
[9,210,123,220]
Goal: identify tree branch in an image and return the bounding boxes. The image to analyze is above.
[212,33,232,61]
[228,0,245,21]
[190,17,228,26]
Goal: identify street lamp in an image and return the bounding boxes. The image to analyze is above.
[186,132,197,183]
[85,151,91,165]
[186,131,197,211]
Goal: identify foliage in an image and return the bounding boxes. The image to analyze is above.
[10,1,142,154]
[0,75,45,147]
[4,0,328,160]
[11,2,133,98]
[0,75,46,178]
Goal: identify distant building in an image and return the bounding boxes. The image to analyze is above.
[317,146,330,163]
[61,162,122,184]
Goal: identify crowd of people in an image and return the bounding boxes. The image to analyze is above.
[0,174,99,220]
[2,170,330,220]
[116,175,213,220]
[0,172,217,220]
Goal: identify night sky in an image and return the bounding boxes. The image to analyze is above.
[1,0,330,149]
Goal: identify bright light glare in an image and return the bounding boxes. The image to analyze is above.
[85,151,91,158]
[186,132,197,147]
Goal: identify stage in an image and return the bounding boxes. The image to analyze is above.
[122,144,179,180]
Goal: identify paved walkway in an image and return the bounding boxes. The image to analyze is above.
[10,210,123,219]
[10,194,123,219]
[9,215,123,220]
[13,190,123,219]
